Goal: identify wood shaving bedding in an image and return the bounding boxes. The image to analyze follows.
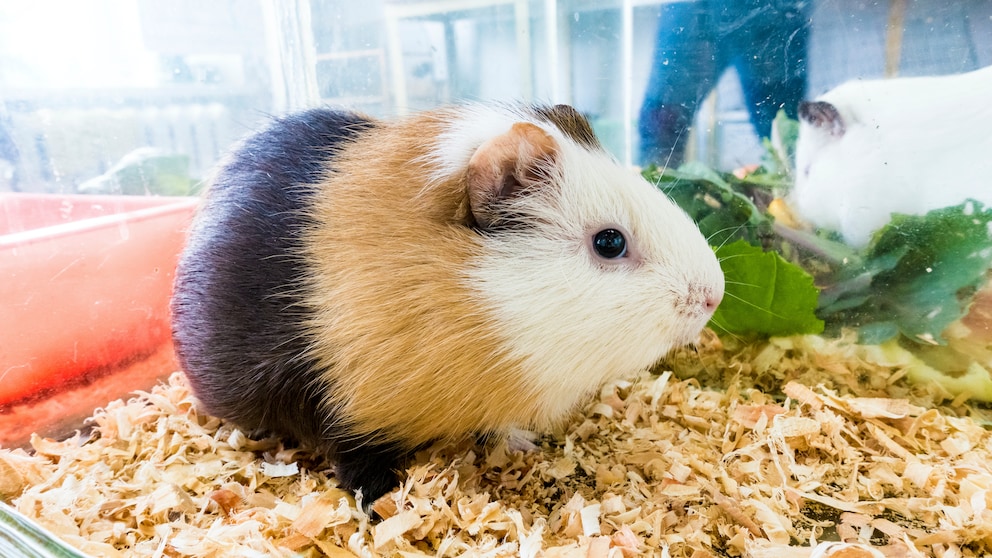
[2,331,992,557]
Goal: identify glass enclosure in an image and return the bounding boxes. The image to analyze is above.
[4,0,987,194]
[2,0,991,434]
[1,0,992,554]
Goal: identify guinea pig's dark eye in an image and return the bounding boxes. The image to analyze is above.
[593,229,627,259]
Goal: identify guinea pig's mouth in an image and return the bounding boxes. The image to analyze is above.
[674,322,711,349]
[667,293,721,349]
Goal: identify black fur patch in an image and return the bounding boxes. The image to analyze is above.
[532,104,602,150]
[171,108,407,503]
[798,100,846,137]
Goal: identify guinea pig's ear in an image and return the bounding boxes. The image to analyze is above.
[798,101,846,138]
[465,122,559,229]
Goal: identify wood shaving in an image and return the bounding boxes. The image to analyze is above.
[2,331,992,557]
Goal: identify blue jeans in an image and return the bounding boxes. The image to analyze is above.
[638,0,811,165]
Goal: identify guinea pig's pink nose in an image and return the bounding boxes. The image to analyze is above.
[684,284,723,318]
[704,289,723,313]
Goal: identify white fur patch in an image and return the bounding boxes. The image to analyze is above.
[792,65,992,247]
[445,108,725,430]
[426,104,590,186]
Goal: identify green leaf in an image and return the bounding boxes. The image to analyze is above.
[818,200,992,345]
[771,224,861,268]
[710,240,824,337]
[643,164,773,248]
[763,109,799,179]
[817,248,904,312]
[673,161,732,188]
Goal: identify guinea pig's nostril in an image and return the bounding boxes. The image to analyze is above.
[704,293,721,313]
[696,285,722,314]
[680,284,723,317]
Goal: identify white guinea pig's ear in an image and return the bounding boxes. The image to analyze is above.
[798,101,846,138]
[465,122,559,229]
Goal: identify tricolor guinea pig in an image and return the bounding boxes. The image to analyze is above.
[171,104,724,504]
[791,65,992,248]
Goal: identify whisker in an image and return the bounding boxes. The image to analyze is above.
[706,316,745,344]
[658,173,683,196]
[661,127,684,176]
[707,223,753,237]
[709,222,752,250]
[722,291,789,321]
[714,253,757,264]
[660,179,675,196]
[723,279,761,289]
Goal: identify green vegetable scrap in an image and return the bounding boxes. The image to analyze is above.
[819,200,992,345]
[764,108,799,179]
[78,148,193,196]
[643,160,822,339]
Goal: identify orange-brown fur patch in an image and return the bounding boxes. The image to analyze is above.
[301,110,536,448]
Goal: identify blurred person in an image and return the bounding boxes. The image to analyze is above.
[638,0,811,166]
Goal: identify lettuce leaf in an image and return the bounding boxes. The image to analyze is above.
[710,240,824,337]
[643,163,773,248]
[644,160,822,338]
[818,200,992,344]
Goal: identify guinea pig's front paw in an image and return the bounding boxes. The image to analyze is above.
[332,444,406,511]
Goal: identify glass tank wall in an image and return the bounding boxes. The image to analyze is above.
[2,1,992,556]
[2,1,989,184]
[1,0,991,456]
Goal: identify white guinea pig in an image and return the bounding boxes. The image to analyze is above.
[791,65,992,248]
[170,103,724,504]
